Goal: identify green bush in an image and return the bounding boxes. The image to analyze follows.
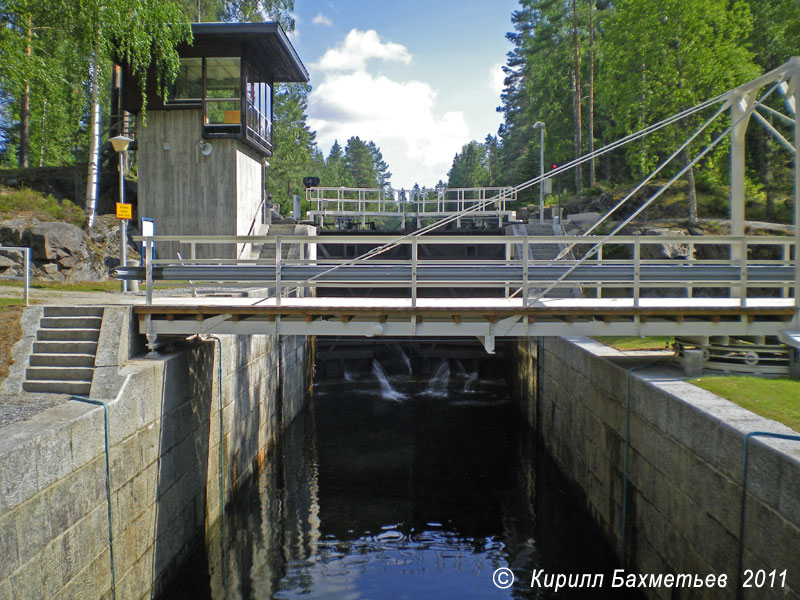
[0,186,85,227]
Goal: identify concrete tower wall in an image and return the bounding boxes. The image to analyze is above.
[137,109,263,260]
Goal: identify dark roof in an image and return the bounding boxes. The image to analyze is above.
[190,22,308,83]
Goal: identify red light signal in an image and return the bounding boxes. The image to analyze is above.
[551,163,558,170]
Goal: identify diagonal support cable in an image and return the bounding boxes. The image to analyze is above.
[261,92,730,304]
[528,80,784,304]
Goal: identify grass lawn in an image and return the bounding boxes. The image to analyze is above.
[692,376,800,433]
[595,336,672,351]
[2,280,121,292]
[3,279,189,292]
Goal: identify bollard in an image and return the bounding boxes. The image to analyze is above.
[790,348,800,380]
[128,260,140,292]
[683,348,704,377]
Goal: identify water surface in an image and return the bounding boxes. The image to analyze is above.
[164,368,636,599]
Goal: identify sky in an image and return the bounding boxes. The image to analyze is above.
[288,0,521,190]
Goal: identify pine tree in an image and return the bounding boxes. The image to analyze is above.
[368,141,392,190]
[344,136,377,188]
[265,83,318,214]
[321,140,349,186]
[447,141,489,188]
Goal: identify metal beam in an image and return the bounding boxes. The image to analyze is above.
[753,109,796,155]
[140,315,793,340]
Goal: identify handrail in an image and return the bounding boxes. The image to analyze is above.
[287,61,797,300]
[127,233,796,306]
[0,246,31,306]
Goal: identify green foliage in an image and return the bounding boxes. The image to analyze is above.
[344,136,377,188]
[0,186,85,226]
[447,140,490,188]
[319,140,349,186]
[176,0,295,29]
[368,141,392,190]
[746,0,800,70]
[0,0,191,167]
[265,83,318,215]
[598,0,759,177]
[317,137,392,191]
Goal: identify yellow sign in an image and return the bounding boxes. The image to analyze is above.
[116,203,132,220]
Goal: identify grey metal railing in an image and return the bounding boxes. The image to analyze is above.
[306,186,517,227]
[126,234,796,308]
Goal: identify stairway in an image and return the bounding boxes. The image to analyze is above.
[23,306,104,395]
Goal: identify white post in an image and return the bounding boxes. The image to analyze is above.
[24,247,30,306]
[145,238,153,306]
[730,92,754,301]
[793,61,800,321]
[522,235,529,306]
[411,237,418,308]
[633,238,641,308]
[275,236,282,306]
[539,124,545,223]
[119,151,128,293]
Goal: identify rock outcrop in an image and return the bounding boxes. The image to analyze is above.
[0,215,139,282]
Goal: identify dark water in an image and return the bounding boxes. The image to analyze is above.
[164,367,637,599]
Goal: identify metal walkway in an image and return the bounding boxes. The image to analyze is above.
[117,231,799,352]
[307,186,517,228]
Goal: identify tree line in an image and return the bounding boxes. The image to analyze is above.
[0,0,393,219]
[448,0,800,222]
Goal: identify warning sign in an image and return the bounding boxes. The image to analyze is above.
[116,203,132,220]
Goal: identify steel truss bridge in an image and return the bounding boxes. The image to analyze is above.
[118,58,800,354]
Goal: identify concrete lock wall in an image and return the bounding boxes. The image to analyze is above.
[0,306,312,599]
[511,336,800,599]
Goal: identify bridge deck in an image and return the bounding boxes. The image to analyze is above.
[137,296,798,350]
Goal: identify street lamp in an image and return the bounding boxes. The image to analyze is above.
[110,135,133,292]
[533,121,546,223]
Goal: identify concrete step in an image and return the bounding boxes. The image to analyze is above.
[25,367,94,382]
[43,306,104,318]
[36,328,100,342]
[39,316,103,330]
[22,380,92,395]
[29,353,96,368]
[32,341,98,355]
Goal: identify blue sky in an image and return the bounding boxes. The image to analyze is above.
[288,0,520,189]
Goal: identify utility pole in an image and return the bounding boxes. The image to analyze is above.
[534,122,546,223]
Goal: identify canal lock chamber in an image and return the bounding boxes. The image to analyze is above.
[161,336,641,599]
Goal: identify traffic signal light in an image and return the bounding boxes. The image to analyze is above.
[551,163,558,170]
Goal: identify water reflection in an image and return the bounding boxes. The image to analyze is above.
[163,375,637,599]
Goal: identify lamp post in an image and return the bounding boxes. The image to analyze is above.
[533,121,545,223]
[110,135,133,292]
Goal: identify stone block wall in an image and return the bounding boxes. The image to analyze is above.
[512,336,800,600]
[0,306,312,599]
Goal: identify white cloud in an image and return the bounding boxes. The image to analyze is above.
[309,71,470,187]
[307,29,474,187]
[313,29,412,72]
[312,12,332,27]
[490,63,505,96]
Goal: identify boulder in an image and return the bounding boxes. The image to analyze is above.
[24,221,86,261]
[640,227,693,260]
[0,253,17,274]
[0,217,108,282]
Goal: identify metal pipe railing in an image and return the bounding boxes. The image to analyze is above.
[130,234,796,307]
